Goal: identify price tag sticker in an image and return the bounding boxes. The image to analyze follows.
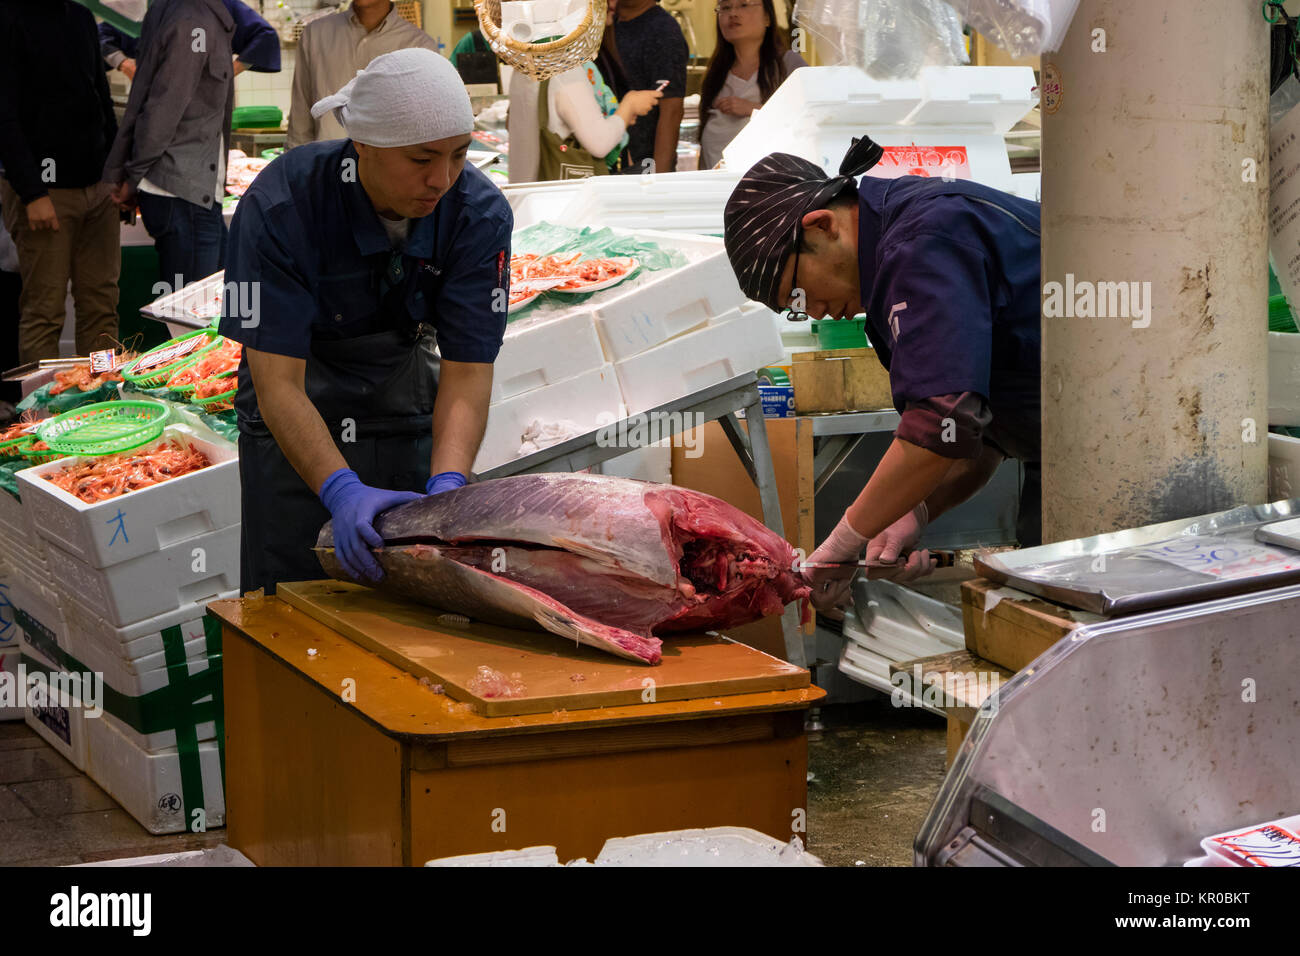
[1131,536,1300,580]
[1209,824,1300,867]
[88,349,117,374]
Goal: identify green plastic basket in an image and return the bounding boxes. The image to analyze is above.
[189,381,238,411]
[37,401,170,456]
[811,316,868,350]
[1269,294,1298,333]
[231,105,282,129]
[122,330,219,388]
[17,440,64,465]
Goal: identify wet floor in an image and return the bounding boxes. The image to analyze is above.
[806,697,949,867]
[2,693,946,867]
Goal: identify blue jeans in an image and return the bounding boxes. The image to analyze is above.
[137,192,227,291]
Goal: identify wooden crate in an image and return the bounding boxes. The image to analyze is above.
[790,348,892,414]
[960,578,1103,673]
[890,648,1014,768]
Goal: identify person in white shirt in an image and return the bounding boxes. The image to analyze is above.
[698,0,806,170]
[507,63,660,183]
[287,0,440,147]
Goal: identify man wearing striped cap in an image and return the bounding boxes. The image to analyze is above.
[723,136,1042,610]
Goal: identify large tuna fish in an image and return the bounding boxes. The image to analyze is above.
[315,473,809,665]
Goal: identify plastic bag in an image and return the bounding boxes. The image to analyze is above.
[943,0,1053,59]
[793,0,967,77]
[16,379,120,416]
[0,459,31,502]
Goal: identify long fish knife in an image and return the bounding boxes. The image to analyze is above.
[800,549,959,572]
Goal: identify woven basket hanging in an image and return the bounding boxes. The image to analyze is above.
[475,0,606,82]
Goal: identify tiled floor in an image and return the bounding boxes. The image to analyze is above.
[0,722,226,866]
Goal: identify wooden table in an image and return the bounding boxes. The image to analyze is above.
[210,589,825,866]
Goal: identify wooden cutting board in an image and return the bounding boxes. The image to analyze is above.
[276,580,810,718]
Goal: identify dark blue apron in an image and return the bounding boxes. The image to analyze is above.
[235,255,442,594]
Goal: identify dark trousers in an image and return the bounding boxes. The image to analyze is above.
[0,269,20,404]
[137,193,227,291]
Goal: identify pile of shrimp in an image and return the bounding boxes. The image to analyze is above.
[166,338,242,389]
[43,439,212,503]
[191,377,236,410]
[49,363,124,395]
[510,252,583,283]
[553,257,634,290]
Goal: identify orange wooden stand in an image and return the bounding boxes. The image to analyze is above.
[211,594,825,866]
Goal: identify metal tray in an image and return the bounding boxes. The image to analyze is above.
[974,499,1300,616]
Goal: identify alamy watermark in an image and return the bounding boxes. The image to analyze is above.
[1042,274,1152,329]
[595,411,706,458]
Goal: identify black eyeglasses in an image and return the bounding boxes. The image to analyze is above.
[784,221,809,321]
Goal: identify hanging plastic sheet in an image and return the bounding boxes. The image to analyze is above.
[942,0,1081,57]
[793,0,967,78]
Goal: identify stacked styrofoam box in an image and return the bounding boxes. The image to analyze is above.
[490,309,608,405]
[64,599,227,834]
[476,230,756,472]
[19,635,88,770]
[1268,432,1300,501]
[477,364,624,472]
[15,425,237,830]
[0,560,21,721]
[723,65,1035,193]
[17,426,240,630]
[613,303,784,415]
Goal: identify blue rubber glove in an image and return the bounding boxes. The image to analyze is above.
[425,471,467,496]
[319,468,421,582]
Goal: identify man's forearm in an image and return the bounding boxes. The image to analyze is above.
[653,100,683,173]
[257,380,347,493]
[430,361,493,476]
[923,444,1004,521]
[844,437,955,540]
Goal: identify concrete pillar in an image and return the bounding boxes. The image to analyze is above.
[1040,0,1270,542]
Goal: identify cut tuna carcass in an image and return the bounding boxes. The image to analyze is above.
[315,473,809,665]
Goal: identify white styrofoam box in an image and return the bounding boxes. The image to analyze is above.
[476,364,624,472]
[593,827,822,867]
[61,596,223,668]
[740,67,925,138]
[427,846,562,867]
[70,846,254,867]
[1268,433,1300,501]
[68,633,217,753]
[902,66,1037,131]
[1269,331,1300,426]
[1009,171,1041,202]
[7,573,66,656]
[614,308,783,415]
[500,180,584,229]
[44,524,240,628]
[591,257,746,363]
[491,308,607,404]
[0,483,38,541]
[0,572,17,650]
[0,646,21,720]
[17,425,240,570]
[72,846,253,867]
[554,170,742,235]
[21,637,89,771]
[597,444,672,484]
[85,709,225,835]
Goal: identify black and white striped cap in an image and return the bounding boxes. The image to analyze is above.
[723,136,884,311]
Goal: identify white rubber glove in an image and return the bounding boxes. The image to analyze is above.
[802,515,870,612]
[864,502,934,583]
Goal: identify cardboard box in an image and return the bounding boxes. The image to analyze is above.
[790,348,893,413]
